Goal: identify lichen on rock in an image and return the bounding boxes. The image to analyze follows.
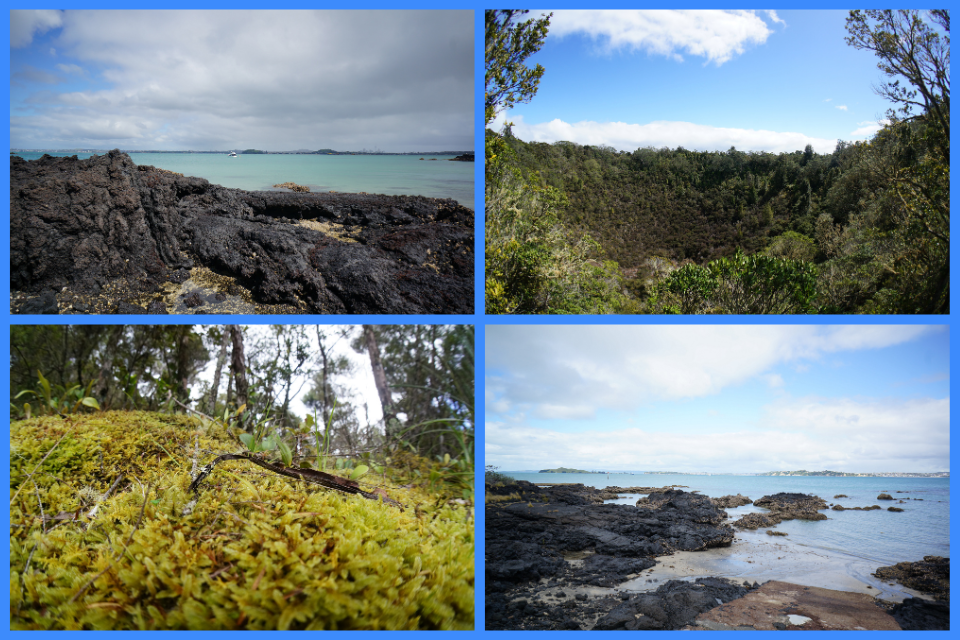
[10,411,474,630]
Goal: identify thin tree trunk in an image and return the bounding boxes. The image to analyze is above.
[229,325,249,431]
[208,328,230,416]
[362,325,399,442]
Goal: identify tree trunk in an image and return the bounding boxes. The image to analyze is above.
[362,325,399,442]
[229,325,249,431]
[207,328,230,416]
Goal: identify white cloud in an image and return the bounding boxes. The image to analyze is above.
[549,10,780,65]
[765,374,785,388]
[486,410,948,473]
[486,325,940,420]
[824,98,832,102]
[11,10,473,151]
[850,119,889,138]
[55,63,85,76]
[836,105,848,111]
[507,114,838,154]
[10,10,63,48]
[763,10,786,26]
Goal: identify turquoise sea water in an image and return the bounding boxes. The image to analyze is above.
[502,472,949,573]
[12,151,475,207]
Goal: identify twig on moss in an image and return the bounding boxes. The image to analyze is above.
[86,474,125,521]
[68,483,152,605]
[34,483,46,534]
[173,397,218,423]
[190,452,405,510]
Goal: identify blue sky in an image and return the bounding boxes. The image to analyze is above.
[493,10,902,154]
[486,326,950,473]
[9,10,473,151]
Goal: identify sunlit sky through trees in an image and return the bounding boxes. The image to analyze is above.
[192,326,383,426]
[492,10,903,154]
[486,326,949,473]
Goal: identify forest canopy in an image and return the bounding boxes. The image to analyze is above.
[10,325,475,464]
[485,9,949,314]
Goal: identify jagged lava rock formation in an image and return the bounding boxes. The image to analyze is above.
[11,151,473,314]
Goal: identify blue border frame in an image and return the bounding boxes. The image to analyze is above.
[3,4,957,635]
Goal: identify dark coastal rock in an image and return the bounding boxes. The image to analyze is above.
[887,506,904,512]
[889,598,950,630]
[753,492,828,521]
[486,485,733,586]
[580,554,656,587]
[732,512,782,530]
[712,493,752,508]
[832,504,881,511]
[485,540,566,584]
[605,485,686,493]
[834,494,849,498]
[877,493,894,500]
[598,489,624,500]
[182,292,204,308]
[18,290,59,314]
[594,578,756,630]
[11,151,473,314]
[766,530,788,536]
[874,556,949,601]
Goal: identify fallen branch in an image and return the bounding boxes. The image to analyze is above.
[189,453,404,510]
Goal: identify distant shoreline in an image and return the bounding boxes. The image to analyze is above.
[11,149,474,157]
[504,470,948,478]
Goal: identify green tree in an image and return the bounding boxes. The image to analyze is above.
[485,10,552,125]
[845,10,949,312]
[845,10,949,159]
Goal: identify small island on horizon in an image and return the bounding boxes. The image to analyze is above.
[520,469,948,478]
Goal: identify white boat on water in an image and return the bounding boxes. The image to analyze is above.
[228,151,237,157]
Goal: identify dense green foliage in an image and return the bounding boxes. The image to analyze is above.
[485,9,949,314]
[10,325,475,481]
[485,11,629,314]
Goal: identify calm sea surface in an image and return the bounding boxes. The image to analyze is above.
[502,472,949,572]
[12,152,475,207]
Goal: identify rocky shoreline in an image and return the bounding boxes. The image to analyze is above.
[485,480,949,630]
[11,151,474,314]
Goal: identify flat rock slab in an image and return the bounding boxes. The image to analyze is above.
[691,580,901,630]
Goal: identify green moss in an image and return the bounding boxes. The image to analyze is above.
[10,411,474,630]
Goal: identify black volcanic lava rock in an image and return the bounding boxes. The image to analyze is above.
[712,493,753,508]
[890,598,950,630]
[874,556,949,601]
[11,151,474,314]
[753,492,828,521]
[486,485,733,588]
[594,578,756,630]
[19,290,59,314]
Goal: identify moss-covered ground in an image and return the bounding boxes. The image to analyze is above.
[10,411,474,630]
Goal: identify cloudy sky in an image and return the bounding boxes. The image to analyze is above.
[486,326,950,473]
[492,10,898,154]
[10,10,474,151]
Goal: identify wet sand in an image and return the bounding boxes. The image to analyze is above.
[621,529,929,602]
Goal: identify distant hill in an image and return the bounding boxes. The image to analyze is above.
[538,467,604,474]
[761,470,949,477]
